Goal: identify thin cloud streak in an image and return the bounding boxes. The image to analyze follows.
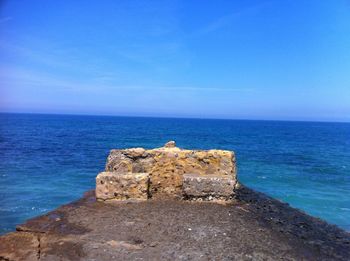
[193,1,272,36]
[0,16,12,24]
[1,65,256,93]
[0,39,82,70]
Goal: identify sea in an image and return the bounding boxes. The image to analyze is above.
[0,113,349,234]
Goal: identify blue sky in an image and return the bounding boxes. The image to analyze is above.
[0,0,350,121]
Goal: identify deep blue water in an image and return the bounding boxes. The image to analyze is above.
[0,113,349,234]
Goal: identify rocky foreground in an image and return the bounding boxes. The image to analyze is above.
[0,186,349,261]
[1,142,349,260]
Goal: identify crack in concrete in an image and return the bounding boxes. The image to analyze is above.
[37,234,41,260]
[16,227,46,234]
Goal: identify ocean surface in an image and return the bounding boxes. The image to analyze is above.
[0,113,349,234]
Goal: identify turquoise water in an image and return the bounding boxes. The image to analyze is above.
[0,113,349,234]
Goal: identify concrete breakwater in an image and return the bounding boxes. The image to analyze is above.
[0,142,349,260]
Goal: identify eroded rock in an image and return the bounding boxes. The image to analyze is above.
[100,141,237,200]
[96,172,149,201]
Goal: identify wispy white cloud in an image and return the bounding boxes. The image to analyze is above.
[196,12,241,35]
[0,33,190,81]
[0,39,80,69]
[194,1,272,36]
[0,36,125,85]
[0,16,12,24]
[0,63,258,118]
[0,64,255,94]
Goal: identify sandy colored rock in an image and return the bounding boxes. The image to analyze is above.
[96,172,149,200]
[183,174,235,199]
[0,232,40,261]
[105,142,236,199]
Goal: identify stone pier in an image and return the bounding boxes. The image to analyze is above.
[1,141,349,260]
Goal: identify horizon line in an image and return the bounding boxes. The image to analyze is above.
[0,111,349,124]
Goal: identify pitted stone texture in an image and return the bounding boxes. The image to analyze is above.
[105,142,236,199]
[96,172,149,201]
[183,174,235,199]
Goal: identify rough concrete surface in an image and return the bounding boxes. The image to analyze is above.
[182,174,235,199]
[1,186,349,261]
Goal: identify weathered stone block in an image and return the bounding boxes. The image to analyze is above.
[105,142,237,199]
[182,174,235,199]
[96,172,149,201]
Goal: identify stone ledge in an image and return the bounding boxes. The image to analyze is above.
[96,172,149,201]
[182,174,235,200]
